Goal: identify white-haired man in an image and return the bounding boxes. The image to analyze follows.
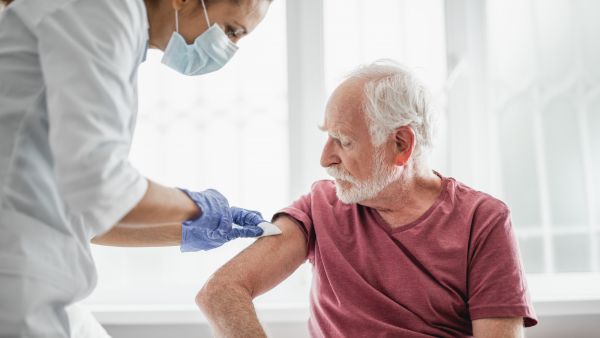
[197,61,538,337]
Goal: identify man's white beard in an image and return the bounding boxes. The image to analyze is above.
[326,149,401,204]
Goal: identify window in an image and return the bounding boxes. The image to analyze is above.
[444,0,600,301]
[323,0,447,95]
[486,0,600,274]
[444,0,599,275]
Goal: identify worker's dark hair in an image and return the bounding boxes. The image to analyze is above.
[1,0,13,6]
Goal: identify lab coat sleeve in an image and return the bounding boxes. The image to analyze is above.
[35,0,148,236]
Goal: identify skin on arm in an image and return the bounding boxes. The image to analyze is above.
[472,317,524,338]
[196,215,308,338]
[91,223,181,247]
[91,180,199,246]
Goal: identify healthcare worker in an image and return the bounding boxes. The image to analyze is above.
[0,0,272,336]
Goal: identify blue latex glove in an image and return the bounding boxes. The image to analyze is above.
[179,188,264,252]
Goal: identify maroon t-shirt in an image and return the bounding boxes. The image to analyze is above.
[275,175,537,337]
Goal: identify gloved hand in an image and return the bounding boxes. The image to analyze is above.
[179,189,264,252]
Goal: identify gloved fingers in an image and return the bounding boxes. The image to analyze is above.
[226,225,264,240]
[241,225,264,238]
[180,228,223,252]
[231,207,264,227]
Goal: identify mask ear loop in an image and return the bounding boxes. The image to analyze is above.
[175,9,179,32]
[200,0,211,27]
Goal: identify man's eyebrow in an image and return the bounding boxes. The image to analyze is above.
[321,129,351,141]
[317,123,353,140]
[318,125,338,137]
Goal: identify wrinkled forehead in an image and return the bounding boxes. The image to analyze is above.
[322,78,368,133]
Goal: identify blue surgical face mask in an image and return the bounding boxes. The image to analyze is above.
[161,0,238,76]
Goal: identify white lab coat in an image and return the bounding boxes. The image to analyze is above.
[0,0,149,336]
[66,304,111,338]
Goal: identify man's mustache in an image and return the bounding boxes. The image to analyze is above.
[325,166,360,185]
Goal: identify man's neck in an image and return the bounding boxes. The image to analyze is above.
[360,167,443,228]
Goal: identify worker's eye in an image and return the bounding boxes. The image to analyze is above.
[225,25,243,39]
[225,27,236,37]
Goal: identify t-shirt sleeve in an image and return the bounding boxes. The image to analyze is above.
[272,184,317,260]
[467,205,538,327]
[273,191,313,240]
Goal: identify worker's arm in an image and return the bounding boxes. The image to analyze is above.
[93,181,264,249]
[196,215,308,338]
[472,317,524,338]
[119,180,199,226]
[91,180,198,246]
[91,223,181,246]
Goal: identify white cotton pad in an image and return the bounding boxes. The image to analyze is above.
[258,221,282,237]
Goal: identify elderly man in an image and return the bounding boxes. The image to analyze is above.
[197,61,537,337]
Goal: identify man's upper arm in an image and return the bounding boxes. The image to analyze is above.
[472,317,524,338]
[208,215,308,298]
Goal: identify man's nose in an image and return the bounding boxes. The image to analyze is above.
[320,137,340,168]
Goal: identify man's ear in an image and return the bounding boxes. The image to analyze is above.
[393,126,415,166]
